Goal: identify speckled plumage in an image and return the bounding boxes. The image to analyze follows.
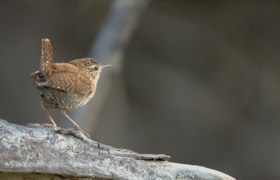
[31,38,108,130]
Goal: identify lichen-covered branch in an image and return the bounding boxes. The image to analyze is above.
[0,120,235,180]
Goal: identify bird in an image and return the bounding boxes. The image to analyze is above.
[31,38,110,131]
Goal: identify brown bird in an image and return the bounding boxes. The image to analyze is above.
[31,38,109,131]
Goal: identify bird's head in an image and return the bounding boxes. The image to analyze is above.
[69,58,110,78]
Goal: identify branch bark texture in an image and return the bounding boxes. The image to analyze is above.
[0,120,235,180]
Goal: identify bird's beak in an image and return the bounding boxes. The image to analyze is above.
[101,64,111,68]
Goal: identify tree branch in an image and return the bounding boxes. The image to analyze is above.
[0,119,235,180]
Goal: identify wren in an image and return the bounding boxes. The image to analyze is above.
[31,38,109,131]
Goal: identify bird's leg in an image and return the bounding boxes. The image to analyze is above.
[60,110,82,130]
[41,104,57,127]
[60,110,90,138]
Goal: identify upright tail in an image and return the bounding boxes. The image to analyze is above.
[40,38,54,78]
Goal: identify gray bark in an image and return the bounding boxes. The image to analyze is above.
[0,119,235,180]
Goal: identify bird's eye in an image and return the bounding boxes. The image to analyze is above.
[94,66,99,71]
[37,72,44,80]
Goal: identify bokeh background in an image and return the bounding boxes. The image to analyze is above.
[0,1,279,179]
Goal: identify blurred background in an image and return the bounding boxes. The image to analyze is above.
[0,0,279,179]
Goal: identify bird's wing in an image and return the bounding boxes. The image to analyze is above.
[42,72,92,95]
[40,38,54,77]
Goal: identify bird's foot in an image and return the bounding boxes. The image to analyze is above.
[26,123,58,129]
[54,128,90,140]
[41,123,57,129]
[72,126,90,138]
